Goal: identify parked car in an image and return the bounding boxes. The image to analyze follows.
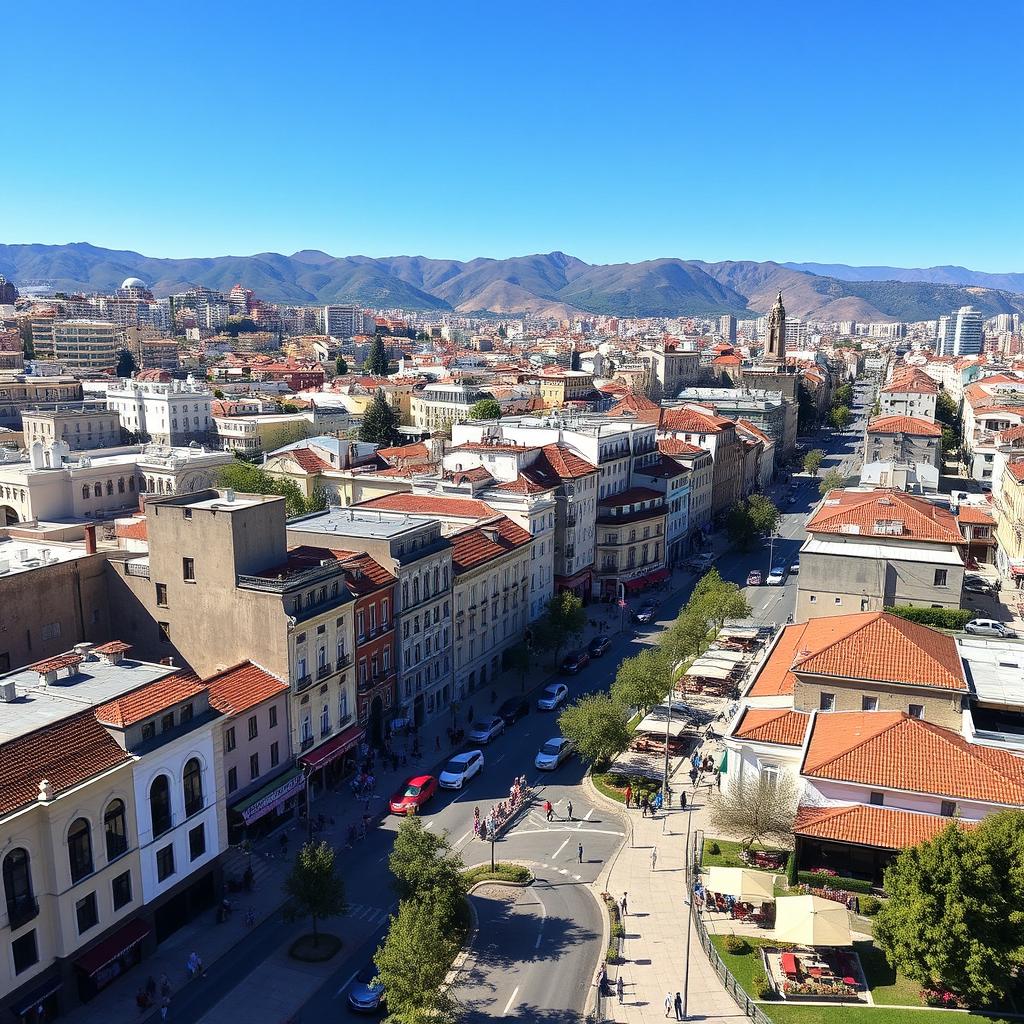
[634,602,656,624]
[963,574,996,594]
[439,749,484,790]
[766,566,787,586]
[964,618,1017,638]
[588,635,612,658]
[347,962,386,1013]
[746,570,763,586]
[561,650,590,674]
[535,737,575,771]
[685,553,714,572]
[497,696,530,725]
[389,774,437,815]
[467,716,505,744]
[789,556,800,574]
[537,682,569,711]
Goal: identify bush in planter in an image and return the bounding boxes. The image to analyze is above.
[860,895,882,916]
[708,841,721,855]
[606,943,620,965]
[751,968,774,999]
[797,870,874,894]
[611,921,624,938]
[786,851,798,887]
[723,934,749,955]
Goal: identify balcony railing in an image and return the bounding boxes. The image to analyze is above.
[125,561,150,579]
[300,736,315,751]
[295,674,313,692]
[6,895,39,930]
[565,514,578,527]
[336,653,351,669]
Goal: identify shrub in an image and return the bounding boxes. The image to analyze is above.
[709,841,721,855]
[785,852,798,887]
[606,942,620,965]
[462,862,532,886]
[860,895,882,916]
[751,968,774,999]
[723,934,749,955]
[884,605,973,630]
[797,870,874,894]
[611,921,624,938]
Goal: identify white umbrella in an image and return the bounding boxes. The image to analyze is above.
[773,894,852,947]
[705,866,777,903]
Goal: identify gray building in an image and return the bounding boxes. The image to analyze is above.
[22,402,122,451]
[864,415,942,470]
[670,387,797,457]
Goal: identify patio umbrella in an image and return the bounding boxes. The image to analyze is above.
[705,866,777,903]
[773,894,852,947]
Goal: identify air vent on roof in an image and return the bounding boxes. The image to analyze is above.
[824,499,840,506]
[878,496,894,506]
[840,523,861,534]
[0,681,17,703]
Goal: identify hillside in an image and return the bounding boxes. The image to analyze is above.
[785,261,1024,294]
[2,243,1023,322]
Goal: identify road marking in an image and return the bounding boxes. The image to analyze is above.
[335,967,360,997]
[558,868,569,875]
[584,807,595,821]
[502,985,520,1016]
[551,837,569,859]
[425,821,434,830]
[573,874,581,881]
[456,830,472,844]
[512,826,625,838]
[534,891,548,948]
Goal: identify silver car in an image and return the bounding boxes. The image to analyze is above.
[537,683,569,711]
[535,737,575,771]
[965,618,1016,638]
[467,716,505,744]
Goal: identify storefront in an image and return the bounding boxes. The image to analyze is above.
[299,722,365,792]
[8,974,62,1023]
[74,918,151,1003]
[555,567,593,602]
[228,766,305,844]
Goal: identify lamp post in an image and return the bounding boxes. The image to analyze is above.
[681,826,703,1021]
[302,764,314,844]
[617,581,627,634]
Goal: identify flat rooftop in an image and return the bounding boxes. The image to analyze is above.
[0,537,91,578]
[0,655,176,743]
[289,506,434,539]
[958,635,1024,707]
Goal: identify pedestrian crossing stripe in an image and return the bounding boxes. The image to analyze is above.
[347,903,388,923]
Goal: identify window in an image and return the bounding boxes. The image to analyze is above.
[12,931,37,975]
[142,722,155,742]
[908,703,924,719]
[861,696,879,712]
[382,598,389,625]
[3,849,35,928]
[940,800,957,818]
[161,712,174,733]
[833,596,842,605]
[869,791,885,806]
[150,776,172,836]
[156,583,168,607]
[759,765,780,792]
[158,621,171,644]
[860,598,870,611]
[357,611,365,639]
[68,818,94,882]
[808,595,817,604]
[183,758,204,817]
[76,892,98,934]
[189,824,206,860]
[934,568,948,588]
[250,753,259,780]
[227,767,238,793]
[183,557,195,582]
[156,844,175,882]
[269,704,278,729]
[320,704,330,736]
[225,726,236,752]
[112,870,132,910]
[819,692,835,712]
[248,715,258,740]
[104,799,128,860]
[270,741,279,768]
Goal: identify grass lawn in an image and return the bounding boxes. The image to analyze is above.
[709,934,773,991]
[592,771,661,804]
[767,1009,1016,1024]
[702,837,787,869]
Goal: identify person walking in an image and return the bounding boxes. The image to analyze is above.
[651,847,658,871]
[665,992,673,1017]
[160,996,170,1021]
[621,892,628,916]
[624,783,633,807]
[566,799,574,821]
[617,976,624,1004]
[674,991,684,1020]
[578,842,584,864]
[544,799,553,821]
[680,790,687,810]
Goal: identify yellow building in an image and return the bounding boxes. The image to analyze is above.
[538,370,595,410]
[995,460,1024,575]
[594,486,669,599]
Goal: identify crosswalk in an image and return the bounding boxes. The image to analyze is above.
[346,902,390,926]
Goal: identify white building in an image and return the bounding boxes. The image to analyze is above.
[952,305,984,357]
[106,376,214,446]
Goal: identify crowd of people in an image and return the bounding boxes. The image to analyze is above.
[474,775,531,840]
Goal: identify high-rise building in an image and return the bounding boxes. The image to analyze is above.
[952,305,984,356]
[51,320,123,372]
[324,305,368,339]
[936,315,955,355]
[718,314,737,344]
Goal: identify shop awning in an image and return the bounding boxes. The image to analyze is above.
[300,722,365,771]
[12,978,62,1018]
[719,626,761,640]
[686,661,734,681]
[232,766,305,825]
[75,918,151,977]
[719,749,729,774]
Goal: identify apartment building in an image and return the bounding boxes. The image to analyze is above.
[106,376,214,446]
[46,321,123,373]
[658,405,743,516]
[995,460,1024,577]
[0,375,83,429]
[631,452,691,565]
[633,343,700,400]
[863,415,942,469]
[21,403,122,452]
[536,369,596,409]
[410,382,490,432]
[658,439,713,535]
[594,487,669,598]
[878,367,938,420]
[0,329,24,371]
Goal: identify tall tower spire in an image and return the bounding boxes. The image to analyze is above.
[765,291,786,362]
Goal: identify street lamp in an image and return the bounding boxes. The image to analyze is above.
[617,581,627,634]
[681,826,703,1021]
[302,764,315,844]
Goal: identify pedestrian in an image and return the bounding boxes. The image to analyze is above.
[578,842,584,863]
[160,974,171,999]
[617,976,624,1003]
[680,790,687,810]
[675,991,684,1020]
[544,799,553,821]
[642,794,650,817]
[161,996,170,1021]
[689,766,698,787]
[621,892,628,916]
[624,783,633,807]
[715,769,721,791]
[651,847,658,871]
[566,799,574,821]
[665,992,673,1018]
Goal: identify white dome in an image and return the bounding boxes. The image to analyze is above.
[121,277,146,290]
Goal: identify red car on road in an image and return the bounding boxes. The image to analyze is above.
[389,774,438,815]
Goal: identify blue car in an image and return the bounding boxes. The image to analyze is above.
[348,962,386,1013]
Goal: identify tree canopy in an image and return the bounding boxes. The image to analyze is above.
[727,494,781,551]
[282,840,347,945]
[802,449,825,476]
[116,349,138,378]
[611,648,670,714]
[709,774,797,850]
[828,404,852,430]
[364,336,390,376]
[819,467,845,495]
[335,355,348,376]
[359,390,402,447]
[532,591,586,667]
[217,460,323,518]
[468,398,502,420]
[558,692,631,768]
[936,390,959,427]
[388,816,467,930]
[686,569,750,629]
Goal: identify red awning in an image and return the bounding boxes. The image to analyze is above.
[1012,566,1024,576]
[300,723,365,771]
[646,568,671,584]
[75,918,151,977]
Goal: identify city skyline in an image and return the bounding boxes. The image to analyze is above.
[4,0,1023,271]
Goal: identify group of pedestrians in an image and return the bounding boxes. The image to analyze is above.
[475,775,531,840]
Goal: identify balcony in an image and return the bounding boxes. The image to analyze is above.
[300,736,315,752]
[125,560,150,579]
[336,653,352,669]
[6,895,39,930]
[295,674,313,692]
[317,664,333,680]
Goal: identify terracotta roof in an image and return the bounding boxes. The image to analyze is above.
[0,709,132,817]
[92,641,133,655]
[373,462,435,478]
[733,707,810,746]
[802,712,1024,804]
[356,493,498,519]
[956,504,995,526]
[284,448,334,474]
[999,425,1024,444]
[659,407,733,433]
[206,661,287,716]
[29,653,82,674]
[597,486,665,508]
[378,441,431,461]
[115,515,148,541]
[539,443,598,479]
[606,393,661,422]
[634,453,690,480]
[96,673,206,728]
[735,420,772,446]
[712,354,742,366]
[882,369,938,394]
[450,516,533,574]
[450,466,494,485]
[793,803,975,851]
[1008,461,1024,483]
[335,551,396,596]
[867,415,942,437]
[493,474,554,495]
[806,489,965,545]
[658,438,706,457]
[793,611,965,691]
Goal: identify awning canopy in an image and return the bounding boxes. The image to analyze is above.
[231,766,304,825]
[635,712,689,737]
[773,894,853,947]
[719,626,761,640]
[623,567,670,591]
[686,662,734,681]
[706,866,777,903]
[699,649,747,666]
[12,978,62,1018]
[75,918,151,977]
[300,722,364,771]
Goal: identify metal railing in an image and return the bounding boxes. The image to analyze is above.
[317,664,333,680]
[125,561,150,578]
[295,674,313,692]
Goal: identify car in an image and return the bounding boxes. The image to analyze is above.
[537,682,569,711]
[634,602,656,624]
[963,574,996,594]
[389,774,437,814]
[589,635,612,658]
[535,737,575,771]
[766,566,787,586]
[746,570,763,586]
[467,716,505,744]
[347,962,386,1013]
[789,556,800,574]
[561,650,590,674]
[439,749,484,789]
[497,696,530,725]
[964,618,1017,638]
[685,553,714,572]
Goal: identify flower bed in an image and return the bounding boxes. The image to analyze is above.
[922,987,967,1008]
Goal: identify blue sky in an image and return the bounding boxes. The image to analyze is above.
[4,1,1022,270]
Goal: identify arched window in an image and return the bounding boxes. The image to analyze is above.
[106,479,114,495]
[68,818,94,882]
[150,775,172,836]
[183,759,203,817]
[82,485,90,500]
[93,482,102,498]
[3,849,35,926]
[128,476,135,491]
[118,478,125,494]
[104,799,128,860]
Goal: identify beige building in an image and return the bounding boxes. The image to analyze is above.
[0,374,83,430]
[634,344,700,400]
[995,460,1024,576]
[659,440,713,533]
[21,402,122,452]
[50,321,123,373]
[864,415,942,470]
[594,486,669,599]
[211,413,311,454]
[537,369,595,410]
[410,382,489,432]
[658,406,743,516]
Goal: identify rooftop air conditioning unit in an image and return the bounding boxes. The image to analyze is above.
[0,681,17,703]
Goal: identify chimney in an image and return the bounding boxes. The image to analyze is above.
[84,524,97,555]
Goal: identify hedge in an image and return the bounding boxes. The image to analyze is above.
[463,863,532,886]
[884,605,973,630]
[798,870,874,894]
[785,851,798,887]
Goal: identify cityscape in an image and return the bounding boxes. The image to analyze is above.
[2,4,1024,1024]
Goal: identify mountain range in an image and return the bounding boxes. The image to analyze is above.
[2,242,1023,324]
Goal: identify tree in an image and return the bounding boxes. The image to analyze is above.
[833,383,854,407]
[19,320,35,359]
[498,324,508,339]
[875,812,1024,1005]
[659,609,711,667]
[558,693,631,768]
[282,840,347,946]
[504,643,531,692]
[936,390,959,427]
[364,336,390,376]
[727,495,780,551]
[359,390,401,447]
[116,349,138,378]
[802,449,826,476]
[468,398,501,420]
[217,461,317,518]
[532,591,586,668]
[708,774,798,850]
[611,648,670,714]
[828,404,852,430]
[940,425,958,456]
[306,485,329,513]
[687,570,750,629]
[388,817,467,929]
[335,355,348,376]
[373,900,459,1024]
[819,467,845,495]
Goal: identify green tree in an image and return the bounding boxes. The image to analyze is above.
[558,692,631,768]
[498,324,508,339]
[364,336,390,375]
[359,390,402,447]
[388,817,467,930]
[116,349,138,378]
[658,609,711,667]
[940,425,958,456]
[833,383,854,407]
[282,840,347,946]
[819,467,845,495]
[936,390,959,427]
[727,495,781,551]
[373,900,459,1024]
[611,648,670,714]
[802,449,826,476]
[306,485,329,513]
[687,570,750,630]
[532,591,586,668]
[468,398,502,420]
[212,388,225,399]
[19,320,35,359]
[875,812,1024,1005]
[335,354,348,375]
[217,461,313,518]
[828,404,852,430]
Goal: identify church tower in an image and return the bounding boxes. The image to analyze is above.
[765,291,786,362]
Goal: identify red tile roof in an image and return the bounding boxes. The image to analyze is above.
[115,515,148,541]
[450,516,533,574]
[335,551,396,596]
[733,708,810,746]
[0,709,132,817]
[597,486,665,508]
[378,441,431,461]
[793,803,975,851]
[867,415,942,437]
[284,448,334,474]
[999,425,1024,444]
[956,504,995,526]
[450,466,493,484]
[606,393,661,422]
[92,641,133,655]
[735,420,772,446]
[206,661,287,716]
[96,673,206,728]
[356,493,498,519]
[493,474,553,495]
[658,438,706,457]
[806,489,965,545]
[539,443,598,479]
[659,407,733,433]
[29,653,82,674]
[1008,461,1024,483]
[882,369,938,394]
[802,712,1024,805]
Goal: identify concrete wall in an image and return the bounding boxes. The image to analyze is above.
[792,676,963,730]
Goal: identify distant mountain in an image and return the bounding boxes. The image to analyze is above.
[784,261,1024,294]
[2,243,1023,323]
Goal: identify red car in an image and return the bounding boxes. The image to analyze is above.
[389,774,438,815]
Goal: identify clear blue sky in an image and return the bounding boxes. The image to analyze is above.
[5,0,1022,270]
